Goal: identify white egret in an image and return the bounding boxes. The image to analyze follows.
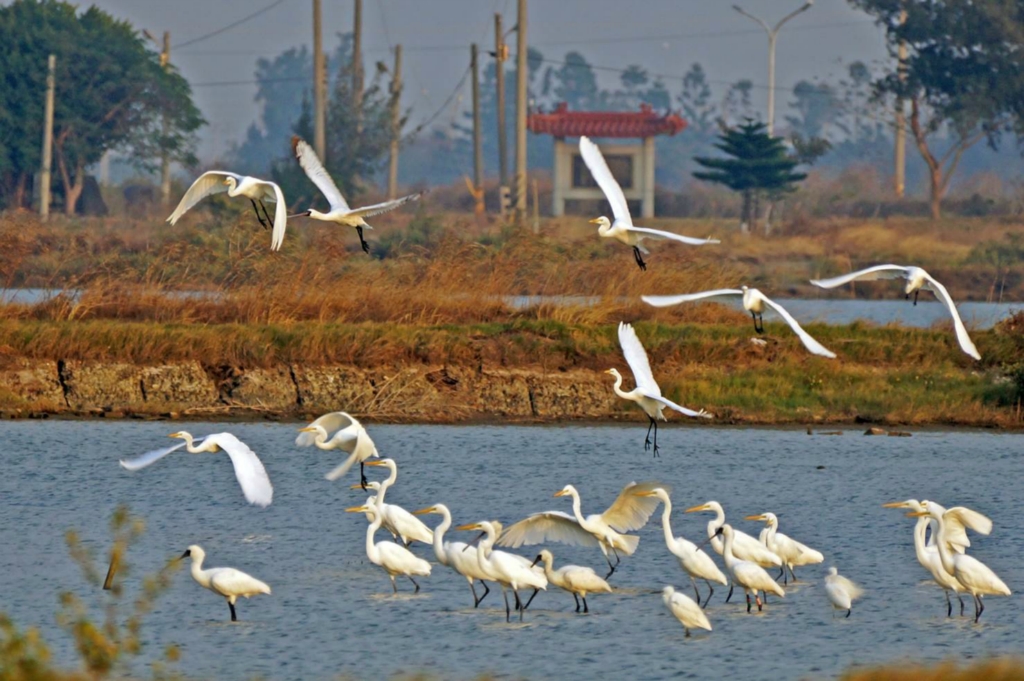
[120,432,273,507]
[289,136,424,254]
[746,512,824,583]
[662,586,712,637]
[180,545,270,622]
[824,566,863,618]
[457,520,547,622]
[297,411,378,486]
[167,171,287,250]
[413,504,493,607]
[643,287,836,358]
[685,501,781,602]
[810,265,980,360]
[608,321,711,455]
[355,459,433,546]
[910,502,1010,622]
[345,503,431,593]
[579,135,718,270]
[531,549,612,614]
[718,524,785,612]
[638,488,726,608]
[499,481,668,579]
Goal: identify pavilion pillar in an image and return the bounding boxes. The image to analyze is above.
[641,135,656,219]
[552,136,567,216]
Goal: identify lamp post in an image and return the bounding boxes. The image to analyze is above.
[732,1,813,135]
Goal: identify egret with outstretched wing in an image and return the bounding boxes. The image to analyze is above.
[579,136,718,270]
[167,171,288,250]
[297,411,378,486]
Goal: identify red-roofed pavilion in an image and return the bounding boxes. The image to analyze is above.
[528,103,686,218]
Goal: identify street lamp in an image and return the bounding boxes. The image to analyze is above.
[732,1,813,135]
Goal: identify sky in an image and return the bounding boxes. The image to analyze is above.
[86,0,891,162]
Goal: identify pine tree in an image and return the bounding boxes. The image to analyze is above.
[692,120,805,233]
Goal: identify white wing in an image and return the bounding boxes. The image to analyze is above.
[809,264,910,289]
[579,136,631,225]
[758,294,837,359]
[920,272,981,360]
[292,136,349,212]
[626,226,720,246]
[324,452,360,482]
[166,171,239,225]
[266,181,288,251]
[942,506,993,552]
[497,511,601,549]
[205,433,273,508]
[830,573,864,600]
[618,322,660,397]
[601,481,672,532]
[649,394,712,419]
[119,440,190,471]
[641,289,744,308]
[296,411,359,448]
[349,191,425,219]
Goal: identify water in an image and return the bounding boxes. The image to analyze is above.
[1,422,1021,681]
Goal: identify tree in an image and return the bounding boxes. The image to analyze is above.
[0,0,203,213]
[693,120,806,232]
[786,81,842,139]
[850,0,1024,219]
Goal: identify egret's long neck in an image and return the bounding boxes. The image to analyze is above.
[610,373,630,400]
[180,434,200,453]
[707,507,725,554]
[475,527,496,574]
[658,498,677,552]
[312,426,331,450]
[569,491,585,526]
[308,208,329,221]
[225,179,239,197]
[925,518,939,548]
[190,554,210,587]
[376,481,390,506]
[383,465,398,488]
[765,520,778,544]
[932,515,956,575]
[722,530,737,569]
[912,517,932,566]
[432,508,452,565]
[365,513,382,564]
[540,555,555,580]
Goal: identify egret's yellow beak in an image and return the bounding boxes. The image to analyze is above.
[365,460,387,467]
[882,501,908,508]
[349,483,365,490]
[636,491,658,498]
[412,507,435,516]
[554,490,570,498]
[345,505,369,513]
[456,523,481,531]
[604,369,615,374]
[167,432,180,438]
[588,218,601,224]
[298,426,316,433]
[907,511,928,518]
[684,504,708,513]
[744,514,767,521]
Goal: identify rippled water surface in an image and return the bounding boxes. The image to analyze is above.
[1,422,1021,680]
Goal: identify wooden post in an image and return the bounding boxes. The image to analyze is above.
[514,0,528,222]
[352,0,364,135]
[894,8,907,199]
[159,32,171,209]
[40,54,55,221]
[471,43,483,214]
[495,13,508,217]
[313,0,326,159]
[387,45,402,200]
[532,178,539,234]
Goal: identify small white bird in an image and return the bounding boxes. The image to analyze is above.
[167,171,288,250]
[346,503,431,593]
[120,432,273,507]
[290,136,424,254]
[531,549,612,613]
[414,504,493,607]
[824,567,863,618]
[180,545,271,621]
[746,512,824,583]
[297,411,379,486]
[717,523,785,612]
[809,264,980,360]
[579,135,718,270]
[643,287,836,358]
[608,322,710,455]
[499,481,668,579]
[662,586,712,637]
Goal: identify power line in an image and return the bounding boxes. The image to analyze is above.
[402,64,472,142]
[174,0,292,50]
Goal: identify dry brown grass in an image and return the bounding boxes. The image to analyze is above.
[840,658,1024,681]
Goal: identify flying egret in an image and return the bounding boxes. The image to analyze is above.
[717,524,785,612]
[413,504,493,607]
[531,549,612,613]
[824,567,863,618]
[345,503,431,593]
[810,265,980,360]
[457,520,547,622]
[498,481,668,579]
[909,502,1010,623]
[180,545,270,622]
[579,136,719,270]
[685,501,781,602]
[638,488,726,608]
[297,411,378,486]
[745,512,824,583]
[120,432,273,508]
[167,171,288,250]
[289,136,424,254]
[643,287,836,358]
[608,321,711,456]
[354,459,433,546]
[662,586,712,637]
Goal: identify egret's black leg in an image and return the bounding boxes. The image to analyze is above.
[391,576,398,593]
[757,594,763,612]
[703,581,715,609]
[632,246,647,271]
[522,588,539,611]
[644,418,655,452]
[408,576,420,593]
[514,591,522,611]
[777,566,786,583]
[517,590,525,621]
[582,596,589,613]
[360,463,368,490]
[751,311,759,333]
[692,579,701,604]
[845,608,851,618]
[946,591,953,617]
[229,602,238,622]
[604,551,617,580]
[503,589,511,622]
[257,200,272,230]
[357,226,370,254]
[726,584,734,603]
[959,594,965,616]
[652,419,660,457]
[469,581,480,606]
[913,290,919,306]
[975,595,984,623]
[758,312,765,333]
[477,581,490,607]
[746,593,752,613]
[250,199,269,228]
[789,565,798,583]
[573,593,581,612]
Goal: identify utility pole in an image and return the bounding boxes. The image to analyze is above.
[352,0,364,135]
[159,31,171,208]
[894,8,908,199]
[470,43,484,216]
[39,54,55,221]
[733,1,813,135]
[494,13,508,215]
[514,0,528,222]
[313,0,326,159]
[387,45,402,200]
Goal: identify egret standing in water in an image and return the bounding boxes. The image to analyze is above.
[346,503,431,593]
[531,549,612,613]
[457,520,547,622]
[167,171,288,250]
[180,545,271,622]
[297,411,379,486]
[607,322,710,455]
[120,432,273,507]
[824,567,863,618]
[414,504,493,607]
[662,586,712,637]
[717,524,785,612]
[745,512,824,583]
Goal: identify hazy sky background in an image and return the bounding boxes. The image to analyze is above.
[88,0,890,162]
